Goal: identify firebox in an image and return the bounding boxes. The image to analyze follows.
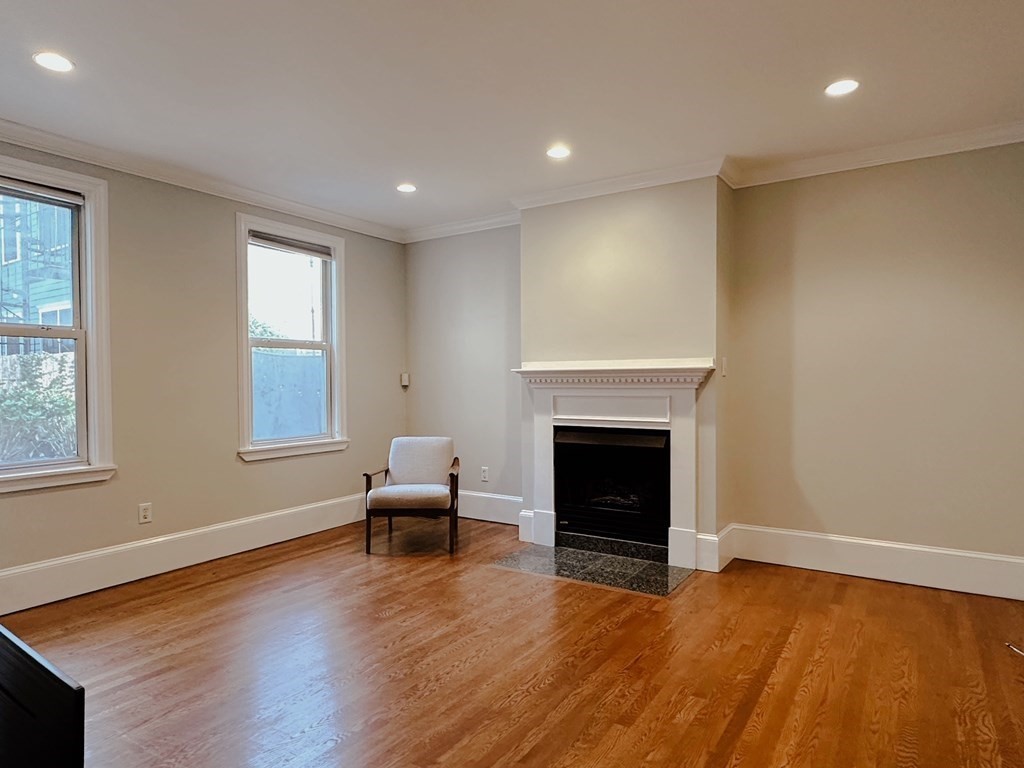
[553,426,670,546]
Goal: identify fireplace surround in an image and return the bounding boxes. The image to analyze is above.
[515,358,715,570]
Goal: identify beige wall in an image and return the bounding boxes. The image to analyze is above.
[0,142,407,569]
[519,178,723,533]
[520,178,718,362]
[8,132,1020,576]
[723,143,1024,556]
[406,226,522,497]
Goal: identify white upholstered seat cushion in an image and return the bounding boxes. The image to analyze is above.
[366,483,452,510]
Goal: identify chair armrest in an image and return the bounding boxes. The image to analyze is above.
[364,467,388,495]
[449,457,460,506]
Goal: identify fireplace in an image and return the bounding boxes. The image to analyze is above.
[554,426,670,546]
[515,358,715,569]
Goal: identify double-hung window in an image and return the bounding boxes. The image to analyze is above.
[0,156,113,492]
[236,214,347,460]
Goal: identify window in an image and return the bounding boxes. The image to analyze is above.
[0,156,114,492]
[38,302,74,326]
[236,214,347,460]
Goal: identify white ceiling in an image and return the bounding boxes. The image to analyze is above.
[3,0,1023,239]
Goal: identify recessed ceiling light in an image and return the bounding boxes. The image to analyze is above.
[825,79,859,97]
[33,51,75,73]
[546,144,571,159]
[396,183,416,193]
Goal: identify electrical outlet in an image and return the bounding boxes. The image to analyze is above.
[481,466,489,482]
[138,502,153,524]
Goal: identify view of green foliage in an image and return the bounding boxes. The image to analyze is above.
[248,316,283,339]
[0,352,77,462]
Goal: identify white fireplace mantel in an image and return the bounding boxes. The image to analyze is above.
[515,358,715,569]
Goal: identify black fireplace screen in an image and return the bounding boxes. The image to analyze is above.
[553,426,670,546]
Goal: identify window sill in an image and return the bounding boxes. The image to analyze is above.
[0,463,117,494]
[238,438,350,462]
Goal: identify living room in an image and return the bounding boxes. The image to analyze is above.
[1,2,1023,766]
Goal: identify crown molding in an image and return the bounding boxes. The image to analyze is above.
[403,211,521,243]
[717,156,742,189]
[732,120,1024,188]
[4,115,1022,244]
[511,157,727,210]
[0,118,405,243]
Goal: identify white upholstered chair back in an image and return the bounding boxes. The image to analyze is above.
[386,436,455,486]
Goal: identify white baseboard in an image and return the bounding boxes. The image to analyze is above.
[696,533,721,572]
[717,523,738,571]
[533,510,556,546]
[668,527,697,569]
[0,493,365,616]
[716,523,1024,601]
[458,491,521,525]
[515,518,715,572]
[518,510,534,542]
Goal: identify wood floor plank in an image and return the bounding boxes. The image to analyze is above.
[3,518,1023,767]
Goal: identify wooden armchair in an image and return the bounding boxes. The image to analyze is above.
[363,436,460,554]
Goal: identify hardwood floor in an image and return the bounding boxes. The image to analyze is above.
[4,518,1023,767]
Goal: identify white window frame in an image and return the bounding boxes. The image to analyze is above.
[236,213,348,461]
[38,300,74,325]
[0,155,115,493]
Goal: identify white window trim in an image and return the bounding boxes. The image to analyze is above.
[37,300,73,325]
[0,155,115,493]
[236,213,348,462]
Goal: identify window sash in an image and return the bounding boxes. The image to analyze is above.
[0,191,81,328]
[0,192,87,471]
[246,244,334,446]
[249,342,332,445]
[0,324,83,339]
[0,332,88,469]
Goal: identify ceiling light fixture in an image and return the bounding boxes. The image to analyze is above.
[396,183,417,193]
[824,79,859,97]
[546,144,571,159]
[32,51,75,73]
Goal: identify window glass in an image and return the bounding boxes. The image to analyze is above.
[247,244,323,342]
[251,347,328,441]
[0,193,74,325]
[0,336,78,464]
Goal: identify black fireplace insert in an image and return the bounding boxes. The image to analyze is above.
[553,426,670,546]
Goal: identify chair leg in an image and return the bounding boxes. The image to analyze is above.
[449,510,456,554]
[388,516,393,535]
[365,513,372,554]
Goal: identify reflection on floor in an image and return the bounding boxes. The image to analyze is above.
[493,543,692,596]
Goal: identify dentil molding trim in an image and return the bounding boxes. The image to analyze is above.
[514,358,715,388]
